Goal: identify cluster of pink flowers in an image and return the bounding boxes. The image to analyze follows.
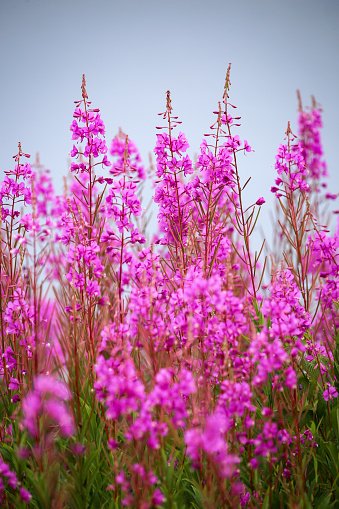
[22,374,74,438]
[271,137,308,196]
[0,72,338,507]
[95,326,196,449]
[0,146,32,222]
[297,99,328,186]
[0,457,31,504]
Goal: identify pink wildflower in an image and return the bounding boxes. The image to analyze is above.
[323,384,338,402]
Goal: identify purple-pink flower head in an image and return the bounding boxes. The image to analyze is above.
[323,384,338,402]
[20,487,32,503]
[22,374,74,438]
[153,488,165,506]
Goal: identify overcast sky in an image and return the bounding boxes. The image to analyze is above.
[1,0,338,246]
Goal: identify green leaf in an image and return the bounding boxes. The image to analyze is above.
[262,492,270,509]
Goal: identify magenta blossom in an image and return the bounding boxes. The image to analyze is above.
[22,374,74,438]
[323,384,338,402]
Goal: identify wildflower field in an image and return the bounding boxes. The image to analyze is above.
[0,66,339,508]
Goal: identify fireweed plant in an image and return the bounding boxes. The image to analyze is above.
[0,68,338,508]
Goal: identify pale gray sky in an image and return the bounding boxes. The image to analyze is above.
[1,0,338,244]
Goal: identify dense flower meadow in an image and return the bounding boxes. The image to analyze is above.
[0,67,338,508]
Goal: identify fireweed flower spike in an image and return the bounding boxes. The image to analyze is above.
[64,74,113,366]
[22,374,74,438]
[102,134,146,323]
[0,144,45,397]
[153,90,193,267]
[297,91,328,190]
